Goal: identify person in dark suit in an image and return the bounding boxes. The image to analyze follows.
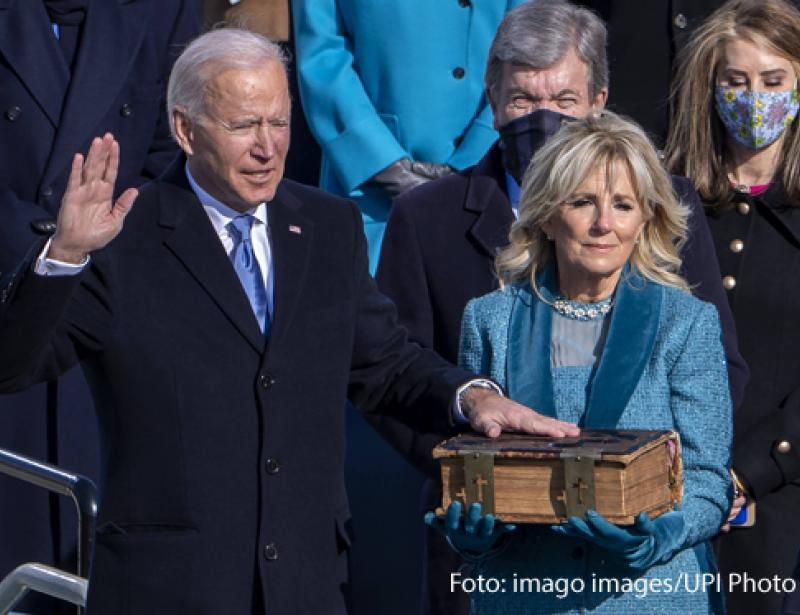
[665,1,800,612]
[0,28,579,614]
[0,1,198,609]
[575,0,725,144]
[375,2,748,613]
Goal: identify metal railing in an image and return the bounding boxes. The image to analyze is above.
[0,563,87,614]
[0,447,98,614]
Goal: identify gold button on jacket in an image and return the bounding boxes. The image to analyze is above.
[723,275,737,290]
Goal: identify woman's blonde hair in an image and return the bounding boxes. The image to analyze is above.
[664,0,800,207]
[496,111,689,292]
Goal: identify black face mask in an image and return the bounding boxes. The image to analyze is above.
[499,109,576,184]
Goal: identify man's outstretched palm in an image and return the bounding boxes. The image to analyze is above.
[50,133,138,263]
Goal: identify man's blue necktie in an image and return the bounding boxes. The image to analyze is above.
[228,215,270,334]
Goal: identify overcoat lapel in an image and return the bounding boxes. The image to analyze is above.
[584,269,662,428]
[46,0,146,182]
[0,0,69,126]
[158,161,266,354]
[505,264,662,428]
[506,268,557,418]
[265,183,313,351]
[464,145,515,258]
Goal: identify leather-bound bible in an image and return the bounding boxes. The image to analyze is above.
[434,429,682,524]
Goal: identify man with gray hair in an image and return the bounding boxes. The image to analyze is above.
[376,1,747,613]
[0,26,580,615]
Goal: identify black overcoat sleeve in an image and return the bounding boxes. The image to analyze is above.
[345,200,473,436]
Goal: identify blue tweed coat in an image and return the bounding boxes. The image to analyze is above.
[458,267,733,614]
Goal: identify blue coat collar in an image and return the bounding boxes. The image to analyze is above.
[506,263,663,428]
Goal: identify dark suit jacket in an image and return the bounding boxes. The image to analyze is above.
[0,160,470,615]
[0,1,198,598]
[376,142,748,475]
[0,0,198,276]
[576,1,725,144]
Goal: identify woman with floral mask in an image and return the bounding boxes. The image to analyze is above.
[665,2,800,614]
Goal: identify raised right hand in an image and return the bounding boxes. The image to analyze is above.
[49,133,138,263]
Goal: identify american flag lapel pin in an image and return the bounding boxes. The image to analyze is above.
[288,224,302,235]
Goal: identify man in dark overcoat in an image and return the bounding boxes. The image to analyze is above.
[375,2,748,614]
[0,28,577,614]
[0,1,198,607]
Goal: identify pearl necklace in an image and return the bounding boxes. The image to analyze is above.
[551,295,613,321]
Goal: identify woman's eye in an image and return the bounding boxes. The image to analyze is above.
[614,201,634,211]
[568,198,592,207]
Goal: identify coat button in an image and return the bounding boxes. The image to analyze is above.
[458,0,471,6]
[776,440,792,454]
[722,275,736,290]
[265,457,280,474]
[5,106,21,121]
[264,542,279,560]
[674,13,688,29]
[120,103,132,117]
[452,67,466,79]
[41,186,54,198]
[729,239,744,253]
[737,202,751,215]
[259,372,275,389]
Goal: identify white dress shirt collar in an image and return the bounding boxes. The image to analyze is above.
[183,163,274,316]
[184,163,268,232]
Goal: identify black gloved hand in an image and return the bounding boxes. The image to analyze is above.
[371,158,452,198]
[409,160,453,180]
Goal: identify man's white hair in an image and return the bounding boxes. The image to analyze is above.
[167,28,288,138]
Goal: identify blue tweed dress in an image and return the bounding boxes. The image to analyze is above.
[457,268,732,614]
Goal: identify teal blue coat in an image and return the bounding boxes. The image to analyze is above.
[458,267,733,614]
[292,0,524,271]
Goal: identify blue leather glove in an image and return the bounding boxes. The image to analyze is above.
[425,501,516,563]
[551,510,685,569]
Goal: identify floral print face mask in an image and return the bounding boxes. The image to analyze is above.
[714,85,800,149]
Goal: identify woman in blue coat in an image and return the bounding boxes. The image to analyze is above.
[431,112,732,614]
[292,0,525,272]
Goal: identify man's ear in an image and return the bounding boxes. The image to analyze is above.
[172,107,195,156]
[591,87,609,110]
